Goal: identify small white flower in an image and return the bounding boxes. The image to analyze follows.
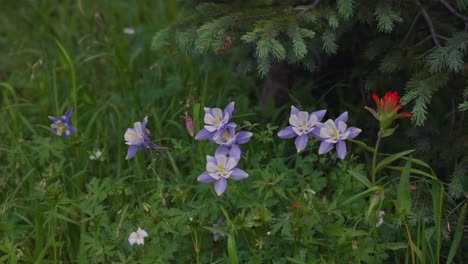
[128,227,148,245]
[123,27,136,35]
[267,231,271,236]
[376,211,385,227]
[89,149,102,160]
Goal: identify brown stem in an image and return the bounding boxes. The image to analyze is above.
[401,11,421,48]
[294,0,321,11]
[420,7,441,47]
[439,0,468,22]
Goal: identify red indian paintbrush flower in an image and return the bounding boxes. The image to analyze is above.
[365,91,413,134]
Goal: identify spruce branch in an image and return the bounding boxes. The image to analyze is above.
[294,0,321,11]
[401,11,421,47]
[419,2,442,47]
[438,0,468,22]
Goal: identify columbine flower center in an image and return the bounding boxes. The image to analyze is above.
[222,132,230,140]
[130,133,139,139]
[301,121,307,129]
[57,123,67,133]
[332,129,340,139]
[218,164,225,175]
[214,117,221,124]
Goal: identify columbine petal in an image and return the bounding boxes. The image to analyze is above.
[230,168,248,180]
[195,128,214,140]
[289,114,300,127]
[295,134,309,153]
[198,172,215,183]
[225,156,238,171]
[278,126,296,138]
[215,145,230,156]
[291,105,300,116]
[235,131,252,144]
[347,127,362,139]
[336,140,347,159]
[224,102,235,118]
[204,112,217,125]
[318,141,334,154]
[69,126,77,133]
[126,145,140,160]
[311,109,326,121]
[48,116,57,122]
[298,111,309,123]
[229,144,242,161]
[214,178,227,196]
[335,111,348,125]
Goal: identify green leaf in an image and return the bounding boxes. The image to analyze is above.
[341,186,383,207]
[227,234,239,264]
[381,126,397,138]
[387,166,437,180]
[375,149,415,173]
[348,169,372,188]
[397,159,411,216]
[432,179,443,263]
[446,204,466,264]
[382,242,408,251]
[349,139,375,154]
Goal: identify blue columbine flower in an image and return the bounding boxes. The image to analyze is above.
[48,108,77,139]
[195,102,236,141]
[214,127,252,161]
[124,116,160,160]
[315,112,361,159]
[278,106,326,153]
[213,217,226,241]
[198,154,248,196]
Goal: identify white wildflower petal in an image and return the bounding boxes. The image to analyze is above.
[298,111,309,123]
[211,108,223,121]
[204,113,217,125]
[337,121,347,133]
[292,126,304,136]
[340,130,350,140]
[289,114,300,127]
[225,157,238,171]
[308,114,318,126]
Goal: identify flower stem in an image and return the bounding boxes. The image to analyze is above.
[371,130,382,184]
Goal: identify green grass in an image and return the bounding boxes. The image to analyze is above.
[0,1,466,263]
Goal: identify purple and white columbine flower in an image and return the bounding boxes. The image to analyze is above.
[195,102,236,141]
[198,154,248,196]
[278,106,326,153]
[124,116,160,160]
[315,112,361,159]
[213,217,226,241]
[48,108,77,139]
[214,127,252,160]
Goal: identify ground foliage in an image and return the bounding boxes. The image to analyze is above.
[0,0,467,263]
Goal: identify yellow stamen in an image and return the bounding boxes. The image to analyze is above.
[214,117,221,124]
[332,129,339,138]
[218,164,225,175]
[130,133,138,139]
[301,121,307,129]
[222,132,230,140]
[57,124,66,133]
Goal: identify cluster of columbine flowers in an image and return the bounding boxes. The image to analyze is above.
[194,102,252,196]
[278,106,362,159]
[48,91,413,245]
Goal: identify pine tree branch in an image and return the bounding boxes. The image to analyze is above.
[401,11,421,47]
[294,0,321,11]
[438,0,468,22]
[417,1,441,48]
